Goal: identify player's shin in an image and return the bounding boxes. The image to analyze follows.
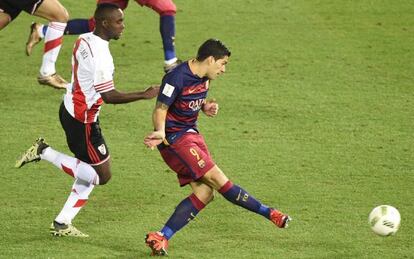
[160,15,176,63]
[218,181,271,218]
[55,179,94,225]
[160,193,206,240]
[40,22,66,76]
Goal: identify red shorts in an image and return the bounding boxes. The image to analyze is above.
[96,0,158,10]
[160,133,215,186]
[97,0,129,10]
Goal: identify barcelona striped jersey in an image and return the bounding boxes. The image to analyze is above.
[157,61,210,145]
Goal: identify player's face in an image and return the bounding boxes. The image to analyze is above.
[107,9,125,40]
[207,56,229,80]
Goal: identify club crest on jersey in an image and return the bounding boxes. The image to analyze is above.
[98,144,107,155]
[189,98,205,111]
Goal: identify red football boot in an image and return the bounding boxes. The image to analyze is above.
[270,209,291,228]
[145,232,169,256]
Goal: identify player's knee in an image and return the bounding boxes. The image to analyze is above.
[194,189,214,204]
[0,13,12,30]
[205,191,214,204]
[202,166,228,190]
[50,7,69,23]
[94,166,112,185]
[59,8,69,22]
[146,0,176,16]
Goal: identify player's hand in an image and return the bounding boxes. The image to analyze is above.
[144,130,165,149]
[202,99,219,117]
[143,85,160,99]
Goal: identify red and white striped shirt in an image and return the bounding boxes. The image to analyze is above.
[64,32,115,123]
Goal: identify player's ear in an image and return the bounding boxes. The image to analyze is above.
[207,56,215,65]
[102,19,109,29]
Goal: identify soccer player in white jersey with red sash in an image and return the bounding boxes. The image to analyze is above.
[15,3,159,237]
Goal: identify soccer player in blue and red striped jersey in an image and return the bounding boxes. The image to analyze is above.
[144,39,292,256]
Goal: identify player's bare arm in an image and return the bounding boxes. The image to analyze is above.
[202,98,219,117]
[144,101,169,148]
[100,85,159,104]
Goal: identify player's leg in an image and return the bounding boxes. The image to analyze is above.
[64,18,95,34]
[145,133,215,255]
[15,137,100,237]
[160,182,212,239]
[0,0,22,30]
[26,18,95,56]
[30,0,127,48]
[146,182,213,256]
[32,0,69,89]
[15,137,100,185]
[43,0,130,37]
[49,158,111,237]
[0,11,12,30]
[51,178,93,237]
[201,165,291,228]
[91,158,112,185]
[136,0,180,72]
[30,0,129,51]
[15,104,112,237]
[51,158,112,237]
[51,104,113,236]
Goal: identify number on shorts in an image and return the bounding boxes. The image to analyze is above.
[190,148,200,160]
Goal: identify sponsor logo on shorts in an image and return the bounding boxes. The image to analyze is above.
[198,159,205,168]
[98,144,107,155]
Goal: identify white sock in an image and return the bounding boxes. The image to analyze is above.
[55,179,95,225]
[40,21,66,76]
[165,57,177,65]
[41,147,100,185]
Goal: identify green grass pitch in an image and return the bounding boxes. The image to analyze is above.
[0,0,413,258]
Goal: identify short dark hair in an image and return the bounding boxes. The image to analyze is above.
[196,39,231,61]
[94,3,120,22]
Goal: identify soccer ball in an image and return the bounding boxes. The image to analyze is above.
[368,205,401,236]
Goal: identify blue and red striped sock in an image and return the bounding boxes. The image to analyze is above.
[160,193,206,240]
[43,19,93,36]
[160,15,176,61]
[218,181,271,219]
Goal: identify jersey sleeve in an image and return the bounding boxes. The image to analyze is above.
[157,74,182,106]
[93,53,115,93]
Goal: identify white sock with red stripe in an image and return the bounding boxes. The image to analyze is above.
[55,179,95,225]
[40,21,66,76]
[41,147,100,185]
